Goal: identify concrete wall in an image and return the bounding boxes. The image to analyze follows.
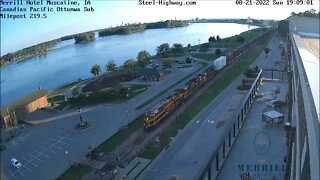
[290,34,320,180]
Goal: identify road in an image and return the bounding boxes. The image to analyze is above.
[140,66,248,180]
[140,34,285,179]
[0,57,212,179]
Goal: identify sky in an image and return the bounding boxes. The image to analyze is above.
[1,0,319,55]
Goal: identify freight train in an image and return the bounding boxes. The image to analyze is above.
[143,28,274,129]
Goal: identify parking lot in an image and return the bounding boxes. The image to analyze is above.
[4,134,73,180]
[1,57,212,179]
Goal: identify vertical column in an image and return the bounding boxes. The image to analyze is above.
[229,131,231,147]
[246,100,249,113]
[216,153,219,171]
[233,123,236,137]
[237,116,240,129]
[241,109,244,122]
[223,141,226,158]
[244,100,247,114]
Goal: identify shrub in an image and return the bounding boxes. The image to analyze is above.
[215,49,222,56]
[237,84,250,90]
[185,57,192,64]
[236,36,245,43]
[244,68,259,78]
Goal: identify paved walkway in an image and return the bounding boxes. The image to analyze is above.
[216,81,288,180]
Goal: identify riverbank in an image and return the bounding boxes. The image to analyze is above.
[1,23,260,107]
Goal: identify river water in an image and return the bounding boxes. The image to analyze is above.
[1,23,258,107]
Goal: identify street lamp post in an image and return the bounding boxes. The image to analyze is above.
[65,150,72,168]
[78,107,83,123]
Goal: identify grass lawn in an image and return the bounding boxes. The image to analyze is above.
[48,80,82,97]
[53,101,69,110]
[140,35,272,160]
[191,28,267,62]
[72,86,80,96]
[68,84,149,107]
[135,62,208,110]
[209,28,267,49]
[177,64,192,68]
[96,116,144,153]
[57,164,91,180]
[48,95,65,103]
[192,53,219,61]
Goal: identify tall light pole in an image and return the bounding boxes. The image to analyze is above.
[65,150,72,168]
[78,107,83,123]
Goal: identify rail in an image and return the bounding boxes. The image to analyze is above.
[198,69,263,179]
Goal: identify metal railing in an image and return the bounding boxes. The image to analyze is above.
[198,69,263,179]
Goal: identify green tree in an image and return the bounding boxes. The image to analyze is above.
[216,35,221,41]
[123,59,136,72]
[200,43,210,52]
[10,111,17,127]
[162,57,175,68]
[91,64,101,76]
[106,59,117,73]
[156,43,170,55]
[120,87,130,98]
[172,43,183,53]
[137,50,151,67]
[215,49,222,56]
[185,57,192,64]
[187,44,192,51]
[264,48,271,58]
[264,48,270,55]
[236,36,245,43]
[208,36,216,43]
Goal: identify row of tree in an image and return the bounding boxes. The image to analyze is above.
[208,35,221,43]
[99,24,147,36]
[1,20,188,67]
[99,20,188,37]
[0,39,61,67]
[90,50,151,76]
[156,43,185,55]
[291,9,319,18]
[146,20,188,29]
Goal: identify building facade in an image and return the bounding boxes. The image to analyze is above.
[1,89,48,128]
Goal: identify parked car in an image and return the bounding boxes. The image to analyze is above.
[11,158,22,168]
